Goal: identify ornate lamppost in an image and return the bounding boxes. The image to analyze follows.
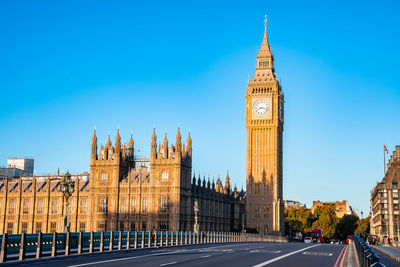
[194,198,199,234]
[241,214,245,233]
[60,170,75,232]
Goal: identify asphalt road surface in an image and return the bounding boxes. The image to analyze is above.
[4,242,350,267]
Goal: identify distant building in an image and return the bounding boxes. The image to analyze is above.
[370,146,400,241]
[0,168,25,179]
[311,200,355,218]
[284,200,304,209]
[7,158,34,176]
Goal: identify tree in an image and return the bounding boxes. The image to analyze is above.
[284,206,315,237]
[311,205,339,239]
[355,216,370,240]
[337,215,359,239]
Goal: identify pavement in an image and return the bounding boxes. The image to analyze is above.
[2,242,354,267]
[371,245,400,265]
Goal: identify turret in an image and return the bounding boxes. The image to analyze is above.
[186,131,192,157]
[224,170,230,195]
[151,128,157,158]
[128,131,134,158]
[175,128,182,158]
[234,184,238,198]
[192,172,196,185]
[197,174,201,187]
[163,132,168,158]
[91,129,97,162]
[115,129,121,154]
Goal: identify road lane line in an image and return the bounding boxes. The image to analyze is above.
[334,246,347,267]
[339,245,348,267]
[160,262,177,266]
[200,255,211,258]
[252,245,320,267]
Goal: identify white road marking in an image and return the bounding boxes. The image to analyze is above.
[200,255,212,258]
[160,262,177,266]
[252,245,320,267]
[67,243,247,267]
[302,251,333,256]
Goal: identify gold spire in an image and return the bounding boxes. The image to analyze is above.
[92,129,97,145]
[115,129,121,146]
[106,132,112,147]
[129,131,134,148]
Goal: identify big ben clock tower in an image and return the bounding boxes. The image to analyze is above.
[245,16,284,234]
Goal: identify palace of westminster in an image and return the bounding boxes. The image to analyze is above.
[0,18,285,235]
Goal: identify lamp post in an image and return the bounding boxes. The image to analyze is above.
[241,214,245,233]
[194,198,199,234]
[60,170,75,232]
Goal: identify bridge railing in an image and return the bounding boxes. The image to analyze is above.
[353,234,383,267]
[0,231,286,263]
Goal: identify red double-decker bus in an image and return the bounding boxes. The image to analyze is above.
[308,228,324,243]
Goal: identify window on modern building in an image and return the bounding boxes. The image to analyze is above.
[131,198,136,213]
[142,198,147,213]
[393,182,398,188]
[162,170,169,182]
[50,222,57,232]
[36,222,42,233]
[23,200,29,214]
[51,200,58,214]
[394,191,399,198]
[159,221,169,231]
[37,199,43,214]
[8,200,15,215]
[21,222,28,233]
[383,192,387,198]
[130,221,136,231]
[120,198,125,213]
[80,199,87,214]
[394,204,399,210]
[7,222,13,234]
[160,196,169,213]
[384,203,388,209]
[101,172,108,182]
[80,222,86,232]
[99,197,108,213]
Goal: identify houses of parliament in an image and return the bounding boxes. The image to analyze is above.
[0,17,284,235]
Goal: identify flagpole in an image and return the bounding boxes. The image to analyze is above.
[384,145,386,176]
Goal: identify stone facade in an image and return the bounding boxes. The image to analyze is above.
[0,129,245,234]
[370,146,400,240]
[245,16,284,234]
[311,200,355,218]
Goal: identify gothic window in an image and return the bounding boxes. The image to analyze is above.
[7,222,13,234]
[393,182,398,188]
[101,172,108,182]
[36,222,42,233]
[142,197,147,212]
[120,221,125,231]
[23,200,29,214]
[159,221,169,231]
[37,199,43,214]
[79,222,86,232]
[130,221,136,231]
[162,170,169,182]
[21,222,28,233]
[393,190,399,198]
[99,197,108,213]
[160,196,169,213]
[50,222,57,232]
[131,198,136,213]
[51,200,58,214]
[120,197,126,213]
[98,221,107,231]
[8,200,15,215]
[80,199,87,214]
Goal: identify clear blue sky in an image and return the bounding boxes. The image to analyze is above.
[1,0,399,216]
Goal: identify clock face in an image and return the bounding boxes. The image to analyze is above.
[252,99,271,118]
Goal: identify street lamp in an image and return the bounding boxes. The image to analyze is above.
[60,170,75,232]
[194,198,199,234]
[241,214,245,233]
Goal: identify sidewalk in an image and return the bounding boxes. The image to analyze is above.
[371,245,400,263]
[344,242,359,267]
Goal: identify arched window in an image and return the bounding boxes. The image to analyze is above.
[162,170,169,182]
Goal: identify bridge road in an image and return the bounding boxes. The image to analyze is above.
[4,242,350,267]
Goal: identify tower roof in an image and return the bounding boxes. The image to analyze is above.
[129,132,134,148]
[257,15,272,59]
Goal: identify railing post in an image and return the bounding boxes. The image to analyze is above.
[0,233,8,262]
[166,231,169,246]
[180,231,183,245]
[118,231,122,250]
[160,231,164,247]
[78,232,83,254]
[65,232,70,256]
[185,231,188,245]
[141,231,144,248]
[36,232,42,259]
[196,232,199,244]
[51,232,57,257]
[207,231,210,243]
[126,231,130,249]
[134,231,138,249]
[90,231,94,253]
[109,231,113,251]
[189,231,192,244]
[19,233,26,260]
[154,231,158,248]
[100,231,104,252]
[175,231,178,246]
[147,231,151,248]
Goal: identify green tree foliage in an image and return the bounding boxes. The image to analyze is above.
[337,215,359,239]
[311,205,339,239]
[284,206,315,236]
[355,216,370,239]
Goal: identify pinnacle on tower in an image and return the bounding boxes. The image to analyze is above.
[92,129,97,145]
[129,132,134,148]
[115,129,121,146]
[106,133,112,147]
[257,14,272,60]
